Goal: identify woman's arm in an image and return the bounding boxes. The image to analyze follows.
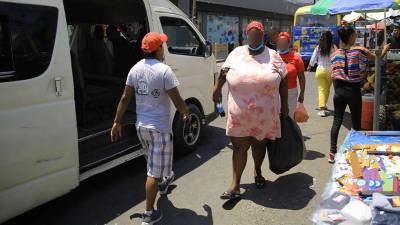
[279,76,289,117]
[212,68,229,103]
[365,44,391,61]
[297,72,306,103]
[307,47,318,71]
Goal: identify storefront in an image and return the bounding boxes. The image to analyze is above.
[190,1,300,60]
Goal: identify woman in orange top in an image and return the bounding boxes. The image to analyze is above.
[277,32,306,119]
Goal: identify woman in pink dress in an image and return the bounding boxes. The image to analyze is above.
[213,21,288,199]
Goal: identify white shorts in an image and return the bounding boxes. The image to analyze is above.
[288,88,298,119]
[137,126,173,179]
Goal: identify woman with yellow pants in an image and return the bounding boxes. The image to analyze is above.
[307,31,336,117]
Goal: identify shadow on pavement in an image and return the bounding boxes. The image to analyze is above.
[153,192,214,225]
[3,125,228,225]
[304,150,325,160]
[223,172,315,211]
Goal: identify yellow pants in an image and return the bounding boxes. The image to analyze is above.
[315,68,332,108]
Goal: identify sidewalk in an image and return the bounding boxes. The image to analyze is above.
[107,72,350,225]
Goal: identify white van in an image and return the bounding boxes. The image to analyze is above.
[0,0,218,222]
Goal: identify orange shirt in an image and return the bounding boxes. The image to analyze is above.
[280,52,304,89]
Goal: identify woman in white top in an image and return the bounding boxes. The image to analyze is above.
[307,31,337,117]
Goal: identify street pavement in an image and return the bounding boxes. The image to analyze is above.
[3,72,351,225]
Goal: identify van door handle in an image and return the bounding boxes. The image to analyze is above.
[54,77,62,96]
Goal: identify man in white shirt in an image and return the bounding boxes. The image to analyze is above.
[111,32,189,225]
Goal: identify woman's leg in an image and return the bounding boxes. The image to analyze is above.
[325,71,333,108]
[330,86,347,154]
[251,138,268,177]
[230,136,252,192]
[316,68,330,109]
[347,87,362,130]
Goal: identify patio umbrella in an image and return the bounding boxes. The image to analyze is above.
[328,0,400,14]
[310,0,336,15]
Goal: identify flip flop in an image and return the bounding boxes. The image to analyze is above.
[255,175,266,189]
[220,189,241,200]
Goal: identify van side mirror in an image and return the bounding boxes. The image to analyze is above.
[205,41,212,58]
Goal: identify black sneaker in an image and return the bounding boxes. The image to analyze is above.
[142,210,162,225]
[159,172,175,195]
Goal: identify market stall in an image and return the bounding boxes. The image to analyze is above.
[311,0,400,131]
[312,131,400,224]
[310,1,400,224]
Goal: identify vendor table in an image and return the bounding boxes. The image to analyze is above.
[312,130,400,225]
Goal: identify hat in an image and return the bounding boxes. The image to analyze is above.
[246,21,265,35]
[278,32,291,42]
[141,32,168,53]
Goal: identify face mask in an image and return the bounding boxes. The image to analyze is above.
[247,44,264,51]
[278,49,290,55]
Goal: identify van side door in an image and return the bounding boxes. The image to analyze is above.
[0,1,79,222]
[155,13,215,115]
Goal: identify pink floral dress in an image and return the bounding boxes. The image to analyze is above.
[222,46,287,141]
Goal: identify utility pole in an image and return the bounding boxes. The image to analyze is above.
[191,0,197,22]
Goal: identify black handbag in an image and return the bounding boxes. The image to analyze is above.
[267,116,306,175]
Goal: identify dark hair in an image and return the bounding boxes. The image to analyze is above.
[319,31,333,56]
[338,25,356,44]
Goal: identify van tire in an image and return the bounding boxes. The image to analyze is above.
[173,104,203,155]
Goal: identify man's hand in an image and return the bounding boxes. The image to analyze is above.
[111,122,122,142]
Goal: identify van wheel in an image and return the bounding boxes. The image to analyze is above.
[173,104,203,155]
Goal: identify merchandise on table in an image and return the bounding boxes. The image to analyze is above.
[312,131,400,225]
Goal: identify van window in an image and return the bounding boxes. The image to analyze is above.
[0,2,58,83]
[160,17,205,57]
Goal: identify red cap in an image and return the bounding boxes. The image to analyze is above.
[246,21,264,35]
[141,32,168,53]
[278,32,291,42]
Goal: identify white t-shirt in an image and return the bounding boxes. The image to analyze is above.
[309,45,335,70]
[126,59,179,133]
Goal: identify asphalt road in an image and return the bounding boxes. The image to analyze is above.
[3,72,351,225]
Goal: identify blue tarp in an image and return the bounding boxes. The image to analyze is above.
[329,0,400,14]
[344,130,400,149]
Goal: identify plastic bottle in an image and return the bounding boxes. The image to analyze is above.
[217,103,225,117]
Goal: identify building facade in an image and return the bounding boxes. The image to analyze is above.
[172,0,306,59]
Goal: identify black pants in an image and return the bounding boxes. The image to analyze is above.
[330,80,362,153]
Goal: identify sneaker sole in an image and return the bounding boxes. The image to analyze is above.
[159,176,175,195]
[141,215,163,225]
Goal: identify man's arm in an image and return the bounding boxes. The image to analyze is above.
[111,85,135,142]
[166,87,189,120]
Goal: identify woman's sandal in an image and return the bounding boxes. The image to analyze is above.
[220,189,241,200]
[254,175,267,189]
